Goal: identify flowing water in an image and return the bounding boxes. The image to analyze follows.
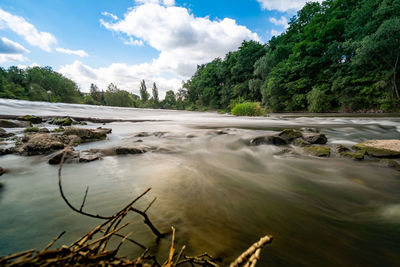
[0,99,400,266]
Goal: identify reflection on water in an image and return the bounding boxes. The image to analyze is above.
[0,99,400,266]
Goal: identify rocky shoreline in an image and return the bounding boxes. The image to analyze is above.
[1,115,400,183]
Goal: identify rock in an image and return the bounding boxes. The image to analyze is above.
[379,159,400,171]
[0,147,14,155]
[96,127,112,134]
[57,134,82,146]
[39,128,50,133]
[115,145,151,155]
[79,151,103,162]
[301,128,319,133]
[304,145,331,157]
[353,140,400,158]
[207,130,229,135]
[0,128,14,138]
[48,147,78,165]
[0,119,31,128]
[135,131,165,137]
[302,133,328,144]
[51,117,72,126]
[63,127,111,142]
[250,135,289,146]
[16,134,65,155]
[292,138,311,147]
[340,151,365,160]
[273,148,298,156]
[52,127,65,133]
[0,166,4,176]
[24,127,40,133]
[17,115,42,124]
[278,129,302,141]
[72,121,88,125]
[331,144,350,154]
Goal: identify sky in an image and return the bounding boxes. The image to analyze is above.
[0,0,316,97]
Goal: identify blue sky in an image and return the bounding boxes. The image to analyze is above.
[0,0,315,96]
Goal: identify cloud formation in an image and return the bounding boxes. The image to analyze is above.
[0,37,29,63]
[269,16,289,28]
[61,2,261,94]
[0,8,57,51]
[56,47,89,57]
[257,0,321,12]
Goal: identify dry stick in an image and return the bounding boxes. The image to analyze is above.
[80,187,89,212]
[164,226,176,267]
[58,145,112,219]
[99,229,146,249]
[173,245,186,267]
[229,235,273,267]
[43,231,66,251]
[0,249,36,262]
[115,232,133,253]
[243,248,261,267]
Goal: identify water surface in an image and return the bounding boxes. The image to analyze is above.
[0,99,399,266]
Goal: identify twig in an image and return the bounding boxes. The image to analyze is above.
[43,231,66,250]
[229,235,273,267]
[80,187,89,212]
[144,197,157,213]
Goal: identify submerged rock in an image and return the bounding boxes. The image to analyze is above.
[250,135,289,146]
[39,128,50,133]
[0,119,31,128]
[24,127,40,133]
[0,147,14,155]
[379,159,400,171]
[304,145,331,157]
[278,129,302,141]
[115,145,151,155]
[17,115,42,124]
[302,133,328,144]
[331,144,350,154]
[353,140,400,158]
[48,147,78,165]
[16,134,65,155]
[135,131,166,137]
[0,166,4,176]
[0,128,14,138]
[79,150,103,162]
[63,127,111,142]
[340,151,365,161]
[292,138,311,147]
[207,130,229,135]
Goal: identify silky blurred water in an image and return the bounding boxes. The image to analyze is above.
[0,99,400,266]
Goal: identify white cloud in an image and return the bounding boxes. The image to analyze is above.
[17,62,39,69]
[0,37,30,54]
[257,0,322,12]
[56,47,89,57]
[59,60,182,98]
[0,8,57,51]
[123,37,144,46]
[101,12,118,20]
[135,0,175,6]
[62,2,260,97]
[100,3,261,77]
[270,29,282,37]
[269,16,289,29]
[0,54,27,63]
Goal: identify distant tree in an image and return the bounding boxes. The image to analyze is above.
[152,82,159,107]
[90,83,101,104]
[140,80,150,102]
[162,90,176,109]
[104,83,134,107]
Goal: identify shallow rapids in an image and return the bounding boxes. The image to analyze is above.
[0,99,400,266]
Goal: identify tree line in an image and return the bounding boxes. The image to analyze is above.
[184,0,400,112]
[0,66,187,109]
[1,0,399,113]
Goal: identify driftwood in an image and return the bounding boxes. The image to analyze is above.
[0,144,273,266]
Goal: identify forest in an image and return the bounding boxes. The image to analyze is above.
[1,0,399,112]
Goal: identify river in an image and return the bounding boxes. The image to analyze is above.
[0,99,399,266]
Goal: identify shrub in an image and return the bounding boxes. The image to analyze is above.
[231,102,264,116]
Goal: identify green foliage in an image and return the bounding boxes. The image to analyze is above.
[104,83,134,107]
[307,87,331,112]
[139,80,150,103]
[231,102,264,116]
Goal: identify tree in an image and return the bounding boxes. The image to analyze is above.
[140,80,149,103]
[162,90,176,109]
[152,82,159,107]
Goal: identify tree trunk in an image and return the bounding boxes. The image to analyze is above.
[393,52,399,98]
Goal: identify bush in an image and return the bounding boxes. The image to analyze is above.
[307,87,330,112]
[231,102,264,116]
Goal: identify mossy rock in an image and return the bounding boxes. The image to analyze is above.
[52,117,72,126]
[52,127,65,133]
[340,151,365,161]
[0,128,14,138]
[278,129,302,141]
[24,127,40,133]
[292,138,311,147]
[304,145,331,157]
[353,140,400,158]
[17,115,42,124]
[0,119,31,128]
